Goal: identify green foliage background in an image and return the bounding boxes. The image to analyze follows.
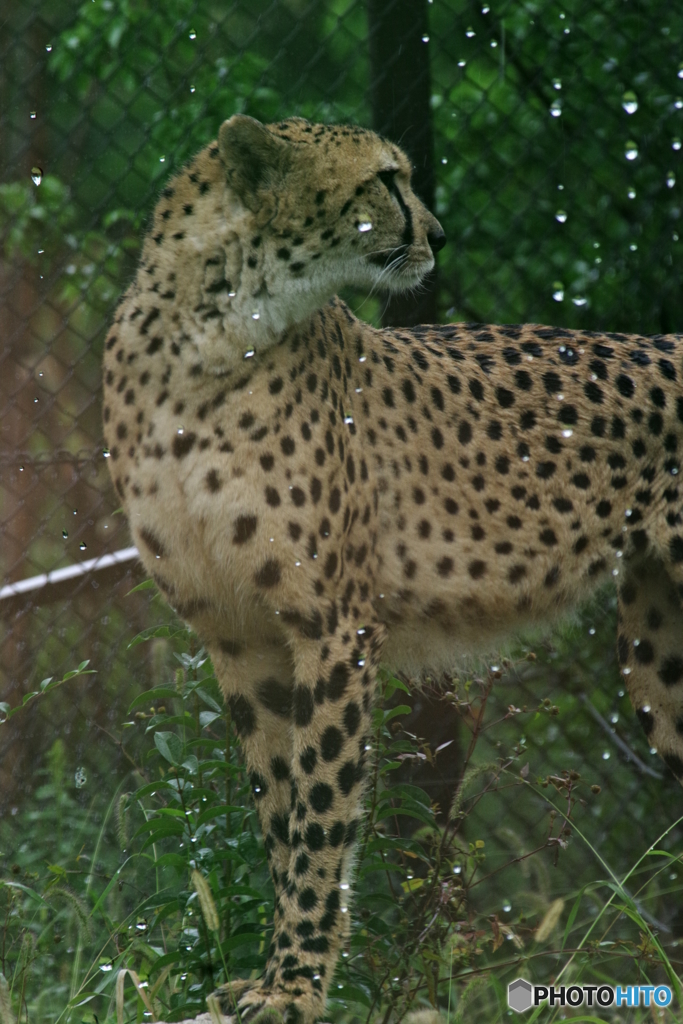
[1,1,683,1022]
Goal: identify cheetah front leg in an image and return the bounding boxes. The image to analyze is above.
[213,611,386,1024]
[617,556,683,783]
[207,643,297,1014]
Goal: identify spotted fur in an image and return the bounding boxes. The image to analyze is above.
[104,115,683,1024]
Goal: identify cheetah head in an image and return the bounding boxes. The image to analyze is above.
[218,114,446,314]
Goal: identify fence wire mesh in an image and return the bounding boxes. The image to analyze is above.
[1,0,682,958]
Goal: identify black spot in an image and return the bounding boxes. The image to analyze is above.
[495,387,515,408]
[173,432,196,458]
[338,760,360,795]
[300,747,317,773]
[228,695,255,737]
[281,436,295,456]
[508,564,526,584]
[293,686,314,726]
[539,528,557,546]
[343,702,361,735]
[250,772,267,799]
[206,469,221,492]
[328,821,344,847]
[328,662,349,700]
[615,374,635,398]
[670,536,683,563]
[140,527,166,558]
[636,707,655,735]
[254,559,281,587]
[659,656,683,687]
[663,752,683,779]
[265,486,281,507]
[258,678,293,718]
[468,559,486,579]
[595,500,612,518]
[271,756,290,781]
[321,726,343,761]
[309,782,333,813]
[301,824,324,855]
[633,640,655,665]
[298,888,318,912]
[233,514,257,544]
[553,497,573,513]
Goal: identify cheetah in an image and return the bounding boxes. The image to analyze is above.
[104,115,683,1024]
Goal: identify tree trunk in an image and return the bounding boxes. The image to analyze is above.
[368,0,439,326]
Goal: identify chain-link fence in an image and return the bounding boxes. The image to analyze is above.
[2,0,682,971]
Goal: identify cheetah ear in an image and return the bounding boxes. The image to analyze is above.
[218,115,291,211]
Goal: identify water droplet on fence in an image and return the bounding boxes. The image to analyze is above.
[344,415,354,425]
[19,465,24,472]
[553,78,562,90]
[421,35,429,43]
[552,283,564,301]
[457,60,466,67]
[550,100,562,117]
[562,429,573,438]
[189,29,196,39]
[602,751,610,760]
[625,141,638,160]
[678,63,683,79]
[555,210,567,223]
[177,426,184,435]
[465,27,475,37]
[627,187,636,199]
[482,4,490,11]
[589,627,596,635]
[358,355,366,362]
[667,171,676,188]
[502,901,512,912]
[610,712,619,724]
[190,85,196,93]
[100,963,113,972]
[45,43,52,52]
[673,137,682,151]
[30,111,37,120]
[31,167,43,185]
[357,221,373,232]
[453,864,462,874]
[490,40,497,48]
[629,243,638,251]
[244,349,255,359]
[74,766,87,787]
[251,310,260,320]
[572,296,587,306]
[62,530,68,539]
[441,157,448,164]
[80,542,87,551]
[102,448,111,458]
[621,91,638,114]
[340,881,350,890]
[159,155,165,163]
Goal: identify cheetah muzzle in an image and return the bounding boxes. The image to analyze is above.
[104,114,683,1024]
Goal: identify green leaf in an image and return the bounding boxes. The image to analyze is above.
[382,704,411,724]
[154,853,188,870]
[154,731,183,764]
[128,625,187,648]
[218,932,264,953]
[197,805,245,826]
[126,578,156,595]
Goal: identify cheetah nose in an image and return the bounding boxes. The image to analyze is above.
[428,226,447,254]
